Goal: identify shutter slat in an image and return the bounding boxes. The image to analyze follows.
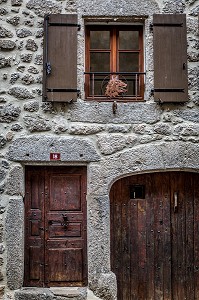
[43,14,78,102]
[153,14,188,103]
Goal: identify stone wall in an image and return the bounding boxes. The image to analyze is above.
[0,0,198,299]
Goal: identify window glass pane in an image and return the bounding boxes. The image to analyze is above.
[90,53,110,72]
[119,53,139,72]
[90,31,110,49]
[119,31,139,49]
[89,76,108,96]
[125,77,140,96]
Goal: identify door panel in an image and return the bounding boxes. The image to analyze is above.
[24,166,87,287]
[24,167,45,286]
[110,172,199,300]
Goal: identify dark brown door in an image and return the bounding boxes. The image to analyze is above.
[110,172,199,300]
[24,166,87,287]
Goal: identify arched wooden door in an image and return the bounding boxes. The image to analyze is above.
[110,172,199,300]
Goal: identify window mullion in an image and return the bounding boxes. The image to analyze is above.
[111,27,117,73]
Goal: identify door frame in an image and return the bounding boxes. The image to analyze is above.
[24,165,88,287]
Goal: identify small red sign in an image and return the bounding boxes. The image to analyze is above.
[50,153,61,161]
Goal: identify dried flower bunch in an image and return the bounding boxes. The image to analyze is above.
[105,75,127,98]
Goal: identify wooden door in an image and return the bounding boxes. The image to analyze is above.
[24,166,87,287]
[110,172,199,300]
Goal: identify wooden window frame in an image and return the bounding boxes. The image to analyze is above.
[85,25,145,102]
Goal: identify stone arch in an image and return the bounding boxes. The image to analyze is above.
[87,141,199,299]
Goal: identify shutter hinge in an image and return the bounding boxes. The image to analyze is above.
[46,62,51,75]
[47,88,80,93]
[48,22,81,30]
[150,22,183,31]
[151,88,185,94]
[45,15,81,30]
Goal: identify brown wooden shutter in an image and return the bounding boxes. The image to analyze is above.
[43,14,79,102]
[153,14,188,103]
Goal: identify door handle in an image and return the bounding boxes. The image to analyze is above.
[62,214,68,229]
[48,215,68,229]
[174,192,178,213]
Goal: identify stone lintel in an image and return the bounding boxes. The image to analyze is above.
[8,136,100,162]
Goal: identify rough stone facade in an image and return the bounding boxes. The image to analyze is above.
[0,0,198,299]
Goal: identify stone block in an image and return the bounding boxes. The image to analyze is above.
[0,55,11,68]
[5,197,24,290]
[0,136,6,149]
[153,123,172,135]
[94,272,117,300]
[0,285,5,298]
[16,29,32,38]
[10,123,23,131]
[52,117,68,134]
[0,26,13,38]
[79,0,159,16]
[20,53,32,62]
[26,0,62,17]
[23,100,39,112]
[8,136,100,162]
[21,74,34,85]
[0,168,6,182]
[6,165,24,196]
[6,16,20,26]
[23,114,51,132]
[163,0,185,13]
[69,102,161,125]
[190,5,199,16]
[11,0,23,6]
[106,124,131,133]
[97,134,137,155]
[69,124,104,135]
[0,40,16,50]
[174,108,199,123]
[15,288,54,300]
[25,39,38,51]
[8,87,34,99]
[0,8,8,15]
[27,66,39,74]
[34,54,43,64]
[10,73,20,84]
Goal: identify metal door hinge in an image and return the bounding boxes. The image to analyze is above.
[174,192,178,213]
[46,62,51,75]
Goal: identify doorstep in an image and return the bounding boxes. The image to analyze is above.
[14,287,102,300]
[14,287,87,300]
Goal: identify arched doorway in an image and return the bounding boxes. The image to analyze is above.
[110,172,199,300]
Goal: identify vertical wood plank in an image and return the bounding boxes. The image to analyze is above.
[122,177,131,300]
[171,172,187,299]
[162,173,172,300]
[129,197,138,299]
[194,173,199,299]
[153,173,164,300]
[137,198,147,299]
[146,173,155,300]
[24,167,45,287]
[185,173,195,299]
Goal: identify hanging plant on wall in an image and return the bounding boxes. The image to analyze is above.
[105,75,127,98]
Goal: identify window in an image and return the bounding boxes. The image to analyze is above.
[85,25,145,101]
